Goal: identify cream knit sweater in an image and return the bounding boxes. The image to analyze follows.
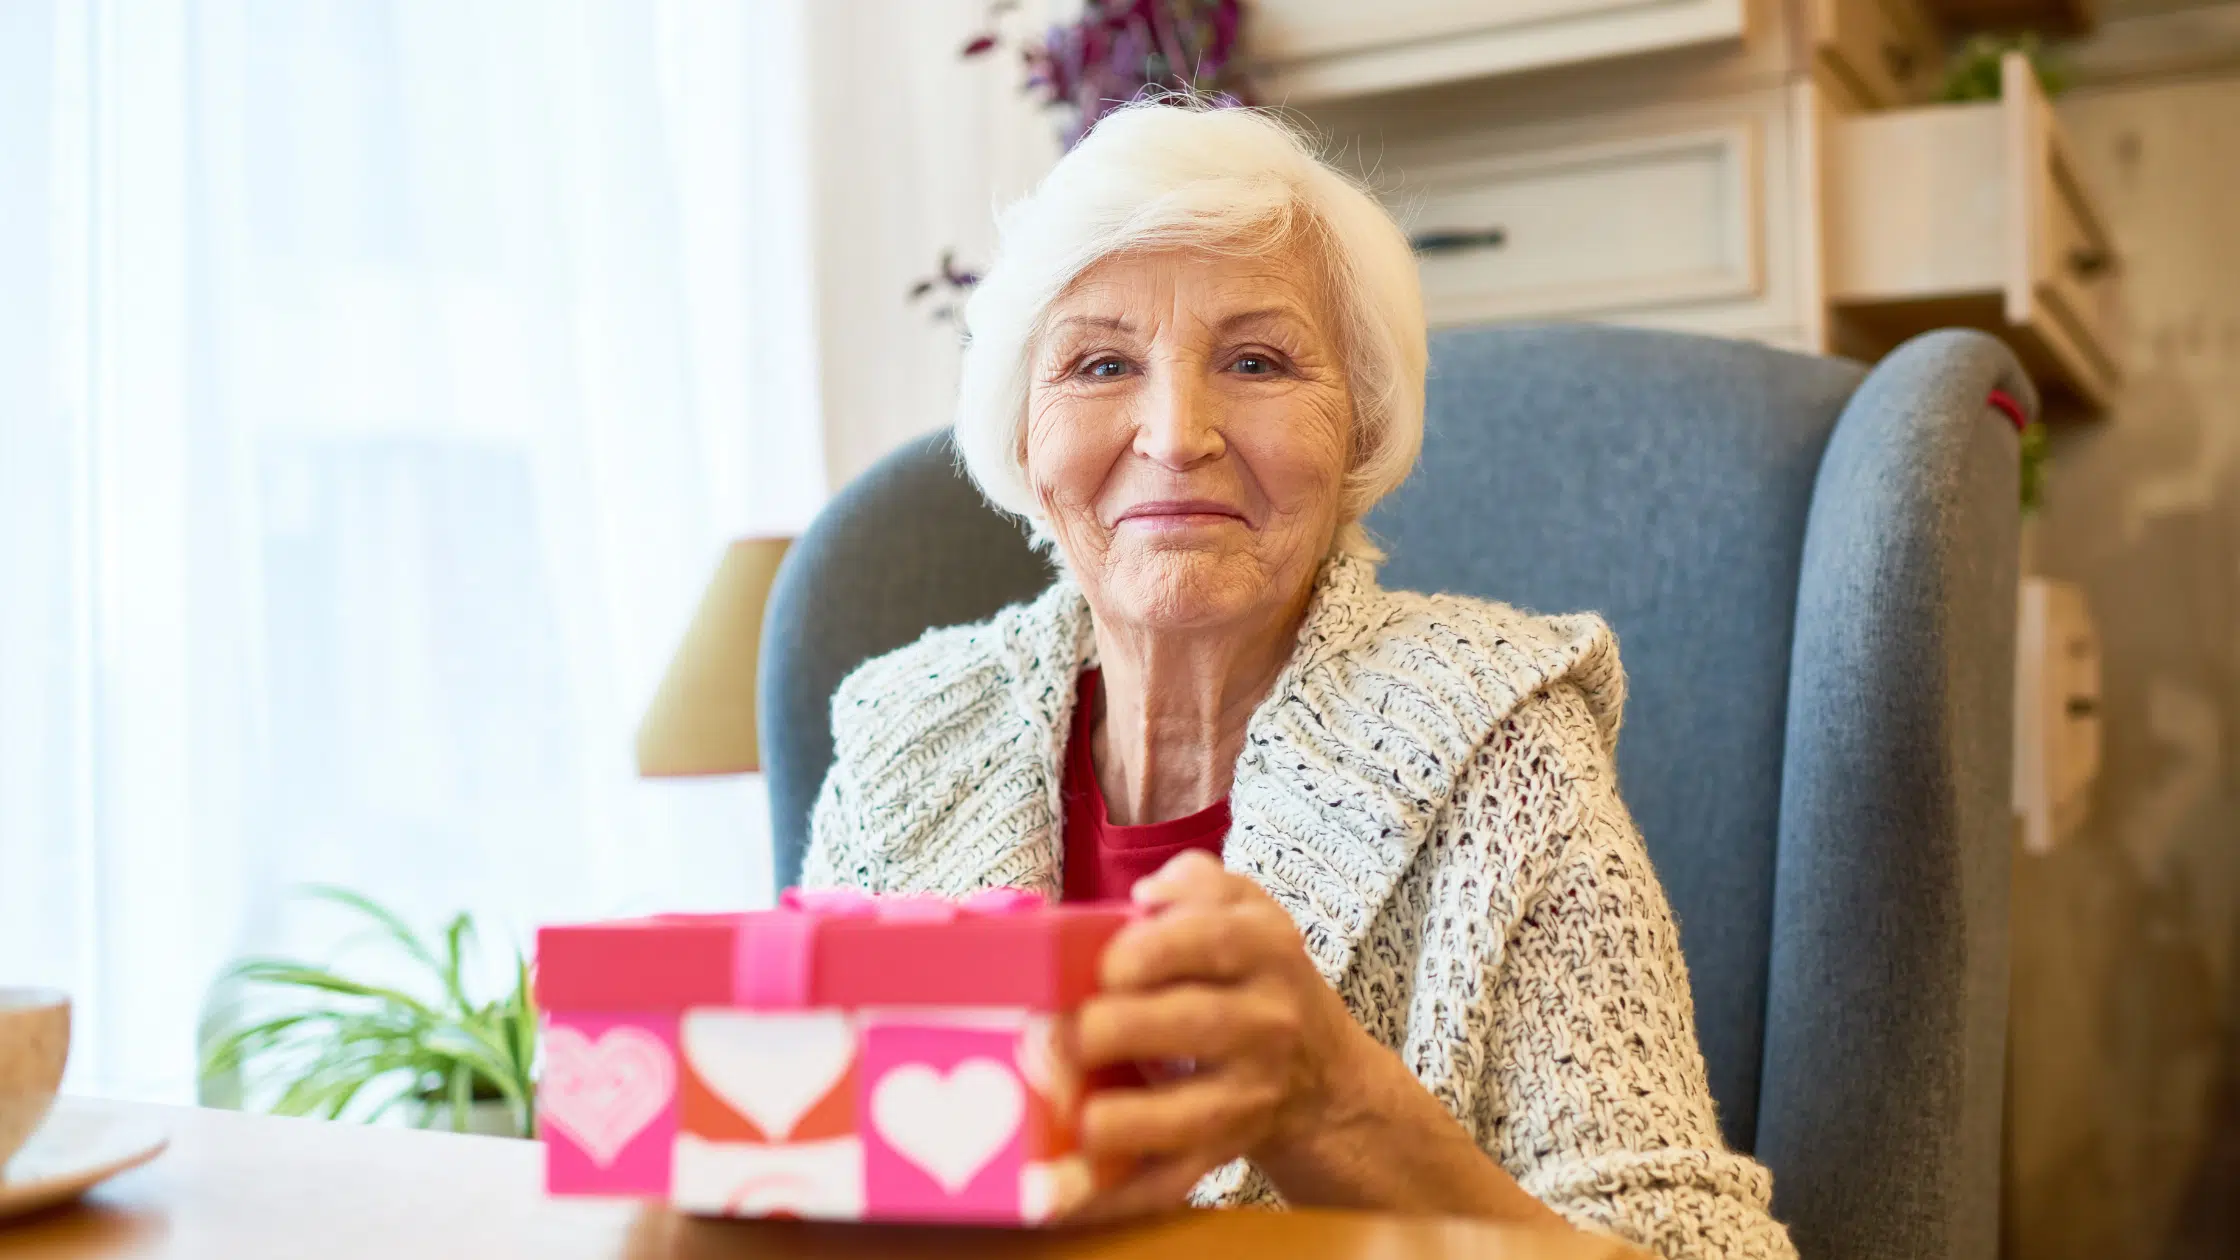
[802,554,1798,1260]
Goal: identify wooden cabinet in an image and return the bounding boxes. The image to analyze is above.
[1408,126,1763,327]
[1251,0,1749,102]
[1269,3,2123,412]
[1379,87,1804,339]
[1806,0,1943,108]
[1825,53,2122,403]
[1250,0,1940,104]
[1925,0,2096,37]
[2012,577,2101,854]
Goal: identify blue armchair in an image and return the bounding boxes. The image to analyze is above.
[760,324,2027,1260]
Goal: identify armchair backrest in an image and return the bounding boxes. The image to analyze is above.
[761,323,2028,1260]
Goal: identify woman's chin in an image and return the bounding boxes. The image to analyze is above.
[1100,546,1276,630]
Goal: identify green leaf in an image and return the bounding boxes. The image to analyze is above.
[420,1025,529,1113]
[213,885,540,1137]
[449,1062,471,1132]
[363,1060,454,1125]
[299,884,444,976]
[323,1069,384,1121]
[514,952,537,1057]
[275,1065,363,1118]
[1939,32,2069,103]
[364,1083,420,1125]
[199,1011,340,1078]
[223,962,440,1021]
[2019,419,2049,513]
[267,1039,427,1114]
[507,952,539,1137]
[214,953,327,991]
[440,912,476,1016]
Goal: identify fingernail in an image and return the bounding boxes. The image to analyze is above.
[1132,866,1186,900]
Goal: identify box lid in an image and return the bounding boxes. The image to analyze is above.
[535,890,1133,1012]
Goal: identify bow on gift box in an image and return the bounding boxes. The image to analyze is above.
[740,887,1052,1007]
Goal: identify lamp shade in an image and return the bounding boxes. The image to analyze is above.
[636,536,791,776]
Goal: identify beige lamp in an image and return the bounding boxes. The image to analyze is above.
[635,536,792,776]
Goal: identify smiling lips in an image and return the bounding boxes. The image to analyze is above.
[1114,499,1248,530]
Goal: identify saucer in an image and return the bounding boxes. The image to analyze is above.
[0,1098,167,1222]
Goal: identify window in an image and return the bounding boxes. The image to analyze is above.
[0,0,821,1101]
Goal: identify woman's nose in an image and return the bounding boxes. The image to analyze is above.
[1133,364,1224,469]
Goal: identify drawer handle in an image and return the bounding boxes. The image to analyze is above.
[2067,247,2114,278]
[1410,228,1508,256]
[1881,42,1918,83]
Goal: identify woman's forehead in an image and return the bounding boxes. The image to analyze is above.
[1045,245,1332,333]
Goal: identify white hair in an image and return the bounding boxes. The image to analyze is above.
[952,99,1427,559]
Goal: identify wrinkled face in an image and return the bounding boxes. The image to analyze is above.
[1023,243,1353,633]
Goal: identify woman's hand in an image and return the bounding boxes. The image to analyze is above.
[1059,849,1371,1219]
[1058,849,1570,1228]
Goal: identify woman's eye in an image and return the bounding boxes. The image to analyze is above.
[1232,354,1278,376]
[1082,357,1129,379]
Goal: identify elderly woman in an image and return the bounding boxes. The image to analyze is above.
[802,102,1795,1260]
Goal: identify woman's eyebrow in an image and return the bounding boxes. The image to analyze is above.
[1048,313,1135,336]
[1217,305,1310,333]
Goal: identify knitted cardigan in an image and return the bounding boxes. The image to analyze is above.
[802,554,1798,1260]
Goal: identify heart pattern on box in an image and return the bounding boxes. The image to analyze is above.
[541,1025,675,1168]
[870,1058,1024,1195]
[671,1133,864,1220]
[682,1010,854,1142]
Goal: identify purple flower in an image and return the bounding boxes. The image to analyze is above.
[1011,0,1250,148]
[924,0,1250,322]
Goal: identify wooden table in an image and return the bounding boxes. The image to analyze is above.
[0,1100,1641,1259]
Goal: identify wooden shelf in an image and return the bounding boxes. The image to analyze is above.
[1247,0,1750,102]
[1824,53,2121,406]
[1923,0,2098,37]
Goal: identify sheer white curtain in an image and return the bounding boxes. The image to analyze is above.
[0,0,822,1101]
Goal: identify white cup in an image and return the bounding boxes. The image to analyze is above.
[0,988,70,1172]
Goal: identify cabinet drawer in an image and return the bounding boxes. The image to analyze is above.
[1825,53,2121,404]
[2013,577,2100,855]
[1810,0,1942,108]
[1407,128,1762,324]
[2033,136,2121,383]
[1251,0,1748,102]
[1375,87,1800,335]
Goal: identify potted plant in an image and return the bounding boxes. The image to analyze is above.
[1939,32,2069,103]
[914,0,1250,321]
[199,887,538,1138]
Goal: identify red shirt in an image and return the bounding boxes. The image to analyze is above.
[1060,670,1231,903]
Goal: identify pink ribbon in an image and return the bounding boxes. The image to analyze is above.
[777,886,1045,920]
[740,887,1047,1006]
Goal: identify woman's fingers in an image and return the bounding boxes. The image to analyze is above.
[1129,848,1237,908]
[1065,1148,1226,1224]
[1073,984,1288,1068]
[1101,900,1292,991]
[1076,1070,1278,1160]
[1057,855,1351,1226]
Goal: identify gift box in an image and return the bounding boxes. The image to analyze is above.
[533,888,1133,1224]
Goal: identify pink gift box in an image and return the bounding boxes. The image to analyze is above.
[534,888,1133,1224]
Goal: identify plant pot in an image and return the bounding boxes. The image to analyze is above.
[409,1097,524,1138]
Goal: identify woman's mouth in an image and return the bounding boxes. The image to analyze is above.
[1114,500,1248,531]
